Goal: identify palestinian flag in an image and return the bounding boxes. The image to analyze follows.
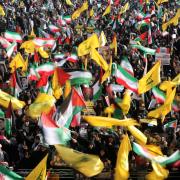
[0,36,11,48]
[5,101,13,136]
[69,70,92,86]
[66,53,78,63]
[6,42,17,58]
[4,31,22,43]
[164,120,177,129]
[152,87,179,112]
[71,112,81,127]
[113,65,138,93]
[134,32,148,42]
[41,113,71,145]
[48,24,60,33]
[136,12,145,20]
[63,15,72,24]
[55,88,85,128]
[92,79,102,101]
[53,68,92,87]
[28,63,55,81]
[133,142,180,166]
[136,18,150,29]
[56,68,92,86]
[33,37,56,48]
[10,71,23,98]
[0,165,23,180]
[71,87,86,126]
[120,56,134,76]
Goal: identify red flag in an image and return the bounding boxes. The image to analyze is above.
[9,72,16,88]
[5,101,13,119]
[46,106,56,119]
[99,67,104,83]
[139,31,148,41]
[36,74,49,88]
[71,113,81,127]
[72,88,86,107]
[34,50,39,63]
[57,68,71,86]
[114,0,120,6]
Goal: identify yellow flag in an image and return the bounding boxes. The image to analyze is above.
[115,134,132,180]
[55,145,104,177]
[64,80,71,98]
[144,144,163,156]
[138,61,161,94]
[101,56,112,83]
[102,5,111,16]
[83,116,139,128]
[163,11,168,23]
[20,40,36,54]
[72,1,88,20]
[9,53,26,73]
[78,34,99,56]
[160,74,180,91]
[27,93,56,119]
[90,48,108,71]
[21,57,28,72]
[162,9,180,31]
[0,5,5,16]
[172,73,180,84]
[0,89,25,110]
[66,0,73,6]
[52,68,63,99]
[104,104,115,117]
[119,2,129,14]
[120,90,131,115]
[157,0,169,5]
[99,31,107,47]
[127,126,147,145]
[148,88,176,119]
[146,161,169,180]
[110,34,117,56]
[38,47,49,58]
[90,8,94,17]
[140,119,157,126]
[25,154,48,180]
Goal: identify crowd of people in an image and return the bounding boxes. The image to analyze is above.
[0,0,179,179]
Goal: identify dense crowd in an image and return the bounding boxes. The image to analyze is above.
[0,0,179,179]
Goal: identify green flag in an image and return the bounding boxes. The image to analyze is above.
[0,165,23,180]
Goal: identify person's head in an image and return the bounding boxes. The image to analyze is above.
[100,149,105,156]
[38,143,49,152]
[35,136,40,144]
[89,142,94,149]
[24,120,29,127]
[108,136,114,143]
